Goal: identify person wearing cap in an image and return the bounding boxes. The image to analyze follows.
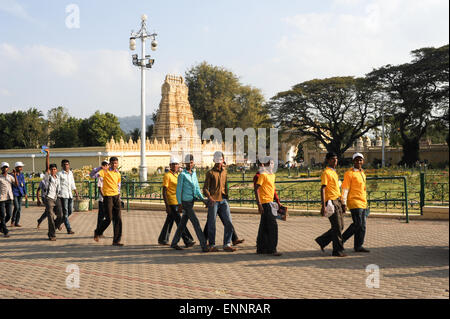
[202,151,238,252]
[90,161,109,237]
[0,162,18,237]
[170,154,209,252]
[342,153,370,253]
[57,159,79,235]
[203,153,244,247]
[157,156,195,247]
[315,152,347,257]
[255,157,282,256]
[11,161,27,227]
[43,149,64,241]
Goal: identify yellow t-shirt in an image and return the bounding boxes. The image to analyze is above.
[163,171,179,205]
[342,169,367,209]
[99,169,121,197]
[256,173,276,204]
[321,167,341,201]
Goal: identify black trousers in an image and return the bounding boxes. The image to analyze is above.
[158,205,194,245]
[315,199,345,254]
[95,195,122,243]
[0,200,12,235]
[343,208,367,250]
[256,203,278,254]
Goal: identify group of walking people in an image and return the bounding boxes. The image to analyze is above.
[0,148,370,257]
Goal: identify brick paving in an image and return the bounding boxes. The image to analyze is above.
[0,207,448,299]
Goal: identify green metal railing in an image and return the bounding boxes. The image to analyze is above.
[25,173,450,224]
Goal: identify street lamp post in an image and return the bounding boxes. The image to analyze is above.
[130,14,158,182]
[381,103,385,168]
[97,152,102,166]
[31,154,35,174]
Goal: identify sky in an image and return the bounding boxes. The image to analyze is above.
[0,0,448,119]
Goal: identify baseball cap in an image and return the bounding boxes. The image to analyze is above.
[15,161,25,167]
[213,151,224,164]
[352,153,364,160]
[1,162,9,168]
[170,156,180,164]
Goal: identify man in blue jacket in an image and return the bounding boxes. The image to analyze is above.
[11,162,27,227]
[170,154,209,252]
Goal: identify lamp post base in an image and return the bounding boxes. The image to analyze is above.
[139,166,148,182]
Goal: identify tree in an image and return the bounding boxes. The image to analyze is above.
[268,77,382,159]
[47,106,70,131]
[0,108,47,149]
[185,62,271,136]
[79,111,125,146]
[367,44,449,166]
[50,117,83,147]
[129,128,141,142]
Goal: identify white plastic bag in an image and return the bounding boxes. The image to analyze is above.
[324,200,335,217]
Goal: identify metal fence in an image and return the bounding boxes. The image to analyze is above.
[25,173,449,224]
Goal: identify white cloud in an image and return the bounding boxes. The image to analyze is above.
[0,43,165,117]
[238,0,449,98]
[0,0,33,21]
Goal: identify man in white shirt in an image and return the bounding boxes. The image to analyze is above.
[43,149,64,241]
[0,162,18,237]
[57,159,79,235]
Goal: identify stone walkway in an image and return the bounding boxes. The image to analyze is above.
[0,207,448,299]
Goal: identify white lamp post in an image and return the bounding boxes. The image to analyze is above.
[31,154,35,173]
[97,152,102,166]
[381,104,385,168]
[130,14,158,182]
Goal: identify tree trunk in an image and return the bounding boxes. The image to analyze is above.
[400,139,420,167]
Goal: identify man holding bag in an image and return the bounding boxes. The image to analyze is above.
[315,152,347,257]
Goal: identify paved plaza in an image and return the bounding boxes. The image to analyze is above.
[0,207,448,299]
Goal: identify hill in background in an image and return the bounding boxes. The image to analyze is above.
[118,115,154,133]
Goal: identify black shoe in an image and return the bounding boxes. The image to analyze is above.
[49,237,56,241]
[185,241,196,248]
[3,233,10,238]
[67,230,75,235]
[332,251,347,257]
[158,241,169,245]
[232,239,245,246]
[112,242,124,246]
[315,238,325,252]
[171,245,183,250]
[355,247,370,253]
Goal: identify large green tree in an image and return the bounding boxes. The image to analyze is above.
[185,62,271,136]
[79,111,125,146]
[50,117,83,147]
[0,108,47,149]
[367,44,449,166]
[269,77,382,159]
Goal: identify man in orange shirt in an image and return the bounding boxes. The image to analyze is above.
[315,152,347,257]
[94,157,123,246]
[342,153,370,253]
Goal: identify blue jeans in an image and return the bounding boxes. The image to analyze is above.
[59,197,73,232]
[0,200,13,235]
[171,201,207,249]
[206,199,233,247]
[12,195,23,225]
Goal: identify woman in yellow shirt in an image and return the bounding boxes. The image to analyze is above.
[342,153,370,253]
[255,157,282,256]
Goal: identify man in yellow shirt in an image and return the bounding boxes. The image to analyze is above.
[315,152,347,257]
[94,157,123,246]
[255,157,282,256]
[342,153,370,253]
[158,156,195,247]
